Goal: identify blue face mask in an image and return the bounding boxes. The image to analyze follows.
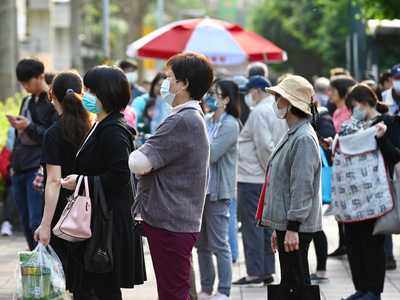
[205,96,218,112]
[82,92,101,114]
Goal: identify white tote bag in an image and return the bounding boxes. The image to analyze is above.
[326,127,393,223]
[373,163,400,234]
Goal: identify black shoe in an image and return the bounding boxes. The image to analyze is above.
[341,291,365,300]
[386,257,397,271]
[358,292,381,300]
[233,276,266,285]
[310,273,329,284]
[328,246,346,257]
[263,275,274,285]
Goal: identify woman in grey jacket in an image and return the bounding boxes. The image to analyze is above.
[256,75,322,288]
[197,80,240,300]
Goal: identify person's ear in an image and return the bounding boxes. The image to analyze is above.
[181,79,189,91]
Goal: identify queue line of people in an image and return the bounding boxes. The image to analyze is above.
[3,54,400,300]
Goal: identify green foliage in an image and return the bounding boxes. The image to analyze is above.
[0,94,23,148]
[252,0,350,76]
[355,0,400,19]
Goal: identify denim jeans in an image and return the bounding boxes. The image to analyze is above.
[238,182,275,277]
[228,198,239,262]
[197,199,232,296]
[11,170,43,250]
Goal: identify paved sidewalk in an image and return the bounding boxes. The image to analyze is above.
[1,216,399,299]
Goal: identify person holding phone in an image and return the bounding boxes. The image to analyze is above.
[9,58,57,250]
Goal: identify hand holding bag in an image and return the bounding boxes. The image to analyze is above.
[53,176,92,242]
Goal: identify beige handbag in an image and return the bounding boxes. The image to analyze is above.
[53,176,92,242]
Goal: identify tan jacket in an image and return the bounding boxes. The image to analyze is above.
[237,97,287,184]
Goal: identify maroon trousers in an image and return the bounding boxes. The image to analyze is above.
[144,223,199,300]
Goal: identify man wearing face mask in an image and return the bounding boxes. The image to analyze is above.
[233,76,287,286]
[118,60,146,99]
[382,64,400,115]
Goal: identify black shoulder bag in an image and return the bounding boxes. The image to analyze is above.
[84,176,114,273]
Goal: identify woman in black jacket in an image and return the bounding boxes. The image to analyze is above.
[61,66,145,299]
[340,84,400,300]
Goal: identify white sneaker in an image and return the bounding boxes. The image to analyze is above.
[198,292,212,300]
[211,292,230,300]
[1,221,13,236]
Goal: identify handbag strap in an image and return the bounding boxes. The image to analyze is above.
[83,176,89,197]
[74,176,84,197]
[319,146,329,168]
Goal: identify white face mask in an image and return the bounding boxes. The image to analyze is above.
[126,72,138,84]
[273,99,289,119]
[393,80,400,93]
[160,79,176,106]
[245,94,253,108]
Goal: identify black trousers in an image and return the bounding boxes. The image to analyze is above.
[344,220,385,295]
[338,222,346,248]
[313,230,328,271]
[276,231,314,286]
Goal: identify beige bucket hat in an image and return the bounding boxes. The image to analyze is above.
[265,75,315,115]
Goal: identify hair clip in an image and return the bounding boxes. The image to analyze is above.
[65,89,75,95]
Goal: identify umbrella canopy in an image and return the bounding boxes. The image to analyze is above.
[126,18,287,66]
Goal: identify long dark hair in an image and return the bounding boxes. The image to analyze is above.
[346,84,389,114]
[215,80,241,119]
[149,72,167,99]
[52,71,91,148]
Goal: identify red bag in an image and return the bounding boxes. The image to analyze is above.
[0,147,11,180]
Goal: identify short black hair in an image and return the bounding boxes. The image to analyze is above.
[118,60,138,71]
[149,72,167,99]
[215,80,241,119]
[83,65,131,113]
[166,52,214,100]
[330,76,356,99]
[16,58,45,82]
[290,105,309,119]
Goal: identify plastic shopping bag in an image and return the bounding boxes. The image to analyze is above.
[15,243,66,300]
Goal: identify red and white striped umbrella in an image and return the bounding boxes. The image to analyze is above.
[126,18,287,66]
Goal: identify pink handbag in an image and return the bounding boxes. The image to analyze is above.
[53,176,92,242]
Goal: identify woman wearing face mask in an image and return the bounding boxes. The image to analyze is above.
[129,53,213,300]
[338,84,400,300]
[60,66,144,299]
[34,71,92,286]
[256,75,322,290]
[133,72,169,133]
[196,80,240,300]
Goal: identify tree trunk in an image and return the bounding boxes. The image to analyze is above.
[0,0,18,100]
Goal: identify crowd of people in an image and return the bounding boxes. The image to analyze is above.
[0,53,399,300]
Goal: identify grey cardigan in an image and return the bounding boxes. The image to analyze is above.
[260,119,322,233]
[206,113,240,201]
